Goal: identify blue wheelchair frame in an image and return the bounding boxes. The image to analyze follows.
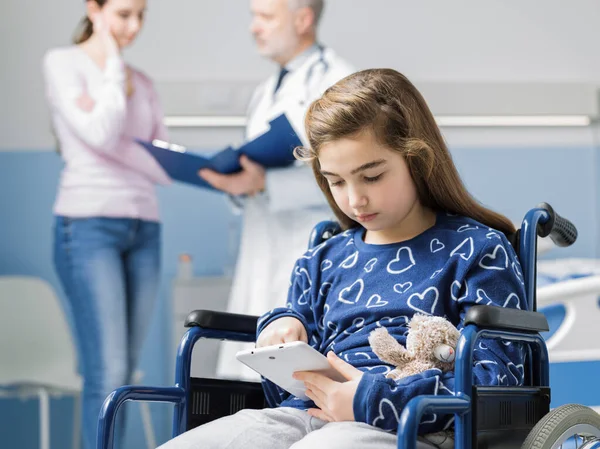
[96,205,573,449]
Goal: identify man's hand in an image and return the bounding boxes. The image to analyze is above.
[294,352,364,422]
[198,155,265,196]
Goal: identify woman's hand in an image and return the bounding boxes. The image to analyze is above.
[256,316,308,348]
[294,352,364,422]
[76,93,95,112]
[93,14,119,57]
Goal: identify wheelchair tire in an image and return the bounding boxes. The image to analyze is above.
[521,404,600,449]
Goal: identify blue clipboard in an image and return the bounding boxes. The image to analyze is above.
[136,114,302,190]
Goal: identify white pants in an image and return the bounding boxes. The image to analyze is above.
[157,407,453,449]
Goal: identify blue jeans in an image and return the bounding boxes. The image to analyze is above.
[53,216,161,449]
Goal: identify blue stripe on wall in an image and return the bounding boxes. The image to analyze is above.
[451,146,597,259]
[550,360,600,407]
[0,146,597,447]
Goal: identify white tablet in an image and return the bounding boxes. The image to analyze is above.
[236,341,345,400]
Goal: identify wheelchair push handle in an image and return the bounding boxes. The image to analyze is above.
[536,202,578,247]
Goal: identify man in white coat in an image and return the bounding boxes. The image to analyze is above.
[200,0,355,379]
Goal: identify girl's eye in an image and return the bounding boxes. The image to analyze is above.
[119,12,130,19]
[364,173,383,183]
[330,179,345,187]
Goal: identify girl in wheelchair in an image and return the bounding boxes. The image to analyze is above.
[158,68,526,449]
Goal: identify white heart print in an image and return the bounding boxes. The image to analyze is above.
[407,287,439,315]
[476,289,493,305]
[479,244,508,271]
[450,237,474,261]
[366,294,389,309]
[320,259,333,271]
[430,239,445,253]
[450,280,468,302]
[339,251,359,269]
[393,282,412,294]
[386,247,416,274]
[338,279,364,305]
[364,258,378,273]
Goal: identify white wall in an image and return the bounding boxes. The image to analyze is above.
[131,0,600,83]
[3,0,600,150]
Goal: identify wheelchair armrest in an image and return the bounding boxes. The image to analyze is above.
[465,305,549,333]
[184,310,259,335]
[98,385,185,449]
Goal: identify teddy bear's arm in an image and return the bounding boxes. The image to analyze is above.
[368,327,412,367]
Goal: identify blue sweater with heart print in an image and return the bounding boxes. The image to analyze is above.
[256,212,527,434]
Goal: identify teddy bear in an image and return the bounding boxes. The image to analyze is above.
[368,314,460,380]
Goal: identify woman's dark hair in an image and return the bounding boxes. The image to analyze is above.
[73,0,108,44]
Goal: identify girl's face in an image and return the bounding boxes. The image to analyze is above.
[318,129,431,243]
[89,0,147,49]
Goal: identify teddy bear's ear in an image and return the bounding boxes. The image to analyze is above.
[409,313,430,328]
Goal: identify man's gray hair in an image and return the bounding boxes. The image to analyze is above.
[288,0,324,24]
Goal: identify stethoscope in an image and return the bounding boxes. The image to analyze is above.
[271,45,329,106]
[298,45,329,106]
[247,46,331,120]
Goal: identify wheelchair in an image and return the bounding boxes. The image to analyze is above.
[97,203,600,449]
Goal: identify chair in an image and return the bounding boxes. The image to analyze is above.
[97,204,600,449]
[0,275,82,449]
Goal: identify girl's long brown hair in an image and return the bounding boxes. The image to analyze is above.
[296,68,515,235]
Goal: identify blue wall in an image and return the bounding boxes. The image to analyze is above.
[451,146,597,260]
[0,146,596,447]
[0,151,240,448]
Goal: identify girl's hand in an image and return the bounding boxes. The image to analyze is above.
[294,351,364,422]
[256,316,308,348]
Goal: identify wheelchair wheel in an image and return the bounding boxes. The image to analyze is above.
[521,404,600,449]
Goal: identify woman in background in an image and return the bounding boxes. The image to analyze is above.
[42,0,170,447]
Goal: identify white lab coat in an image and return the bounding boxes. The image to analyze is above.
[216,47,355,380]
